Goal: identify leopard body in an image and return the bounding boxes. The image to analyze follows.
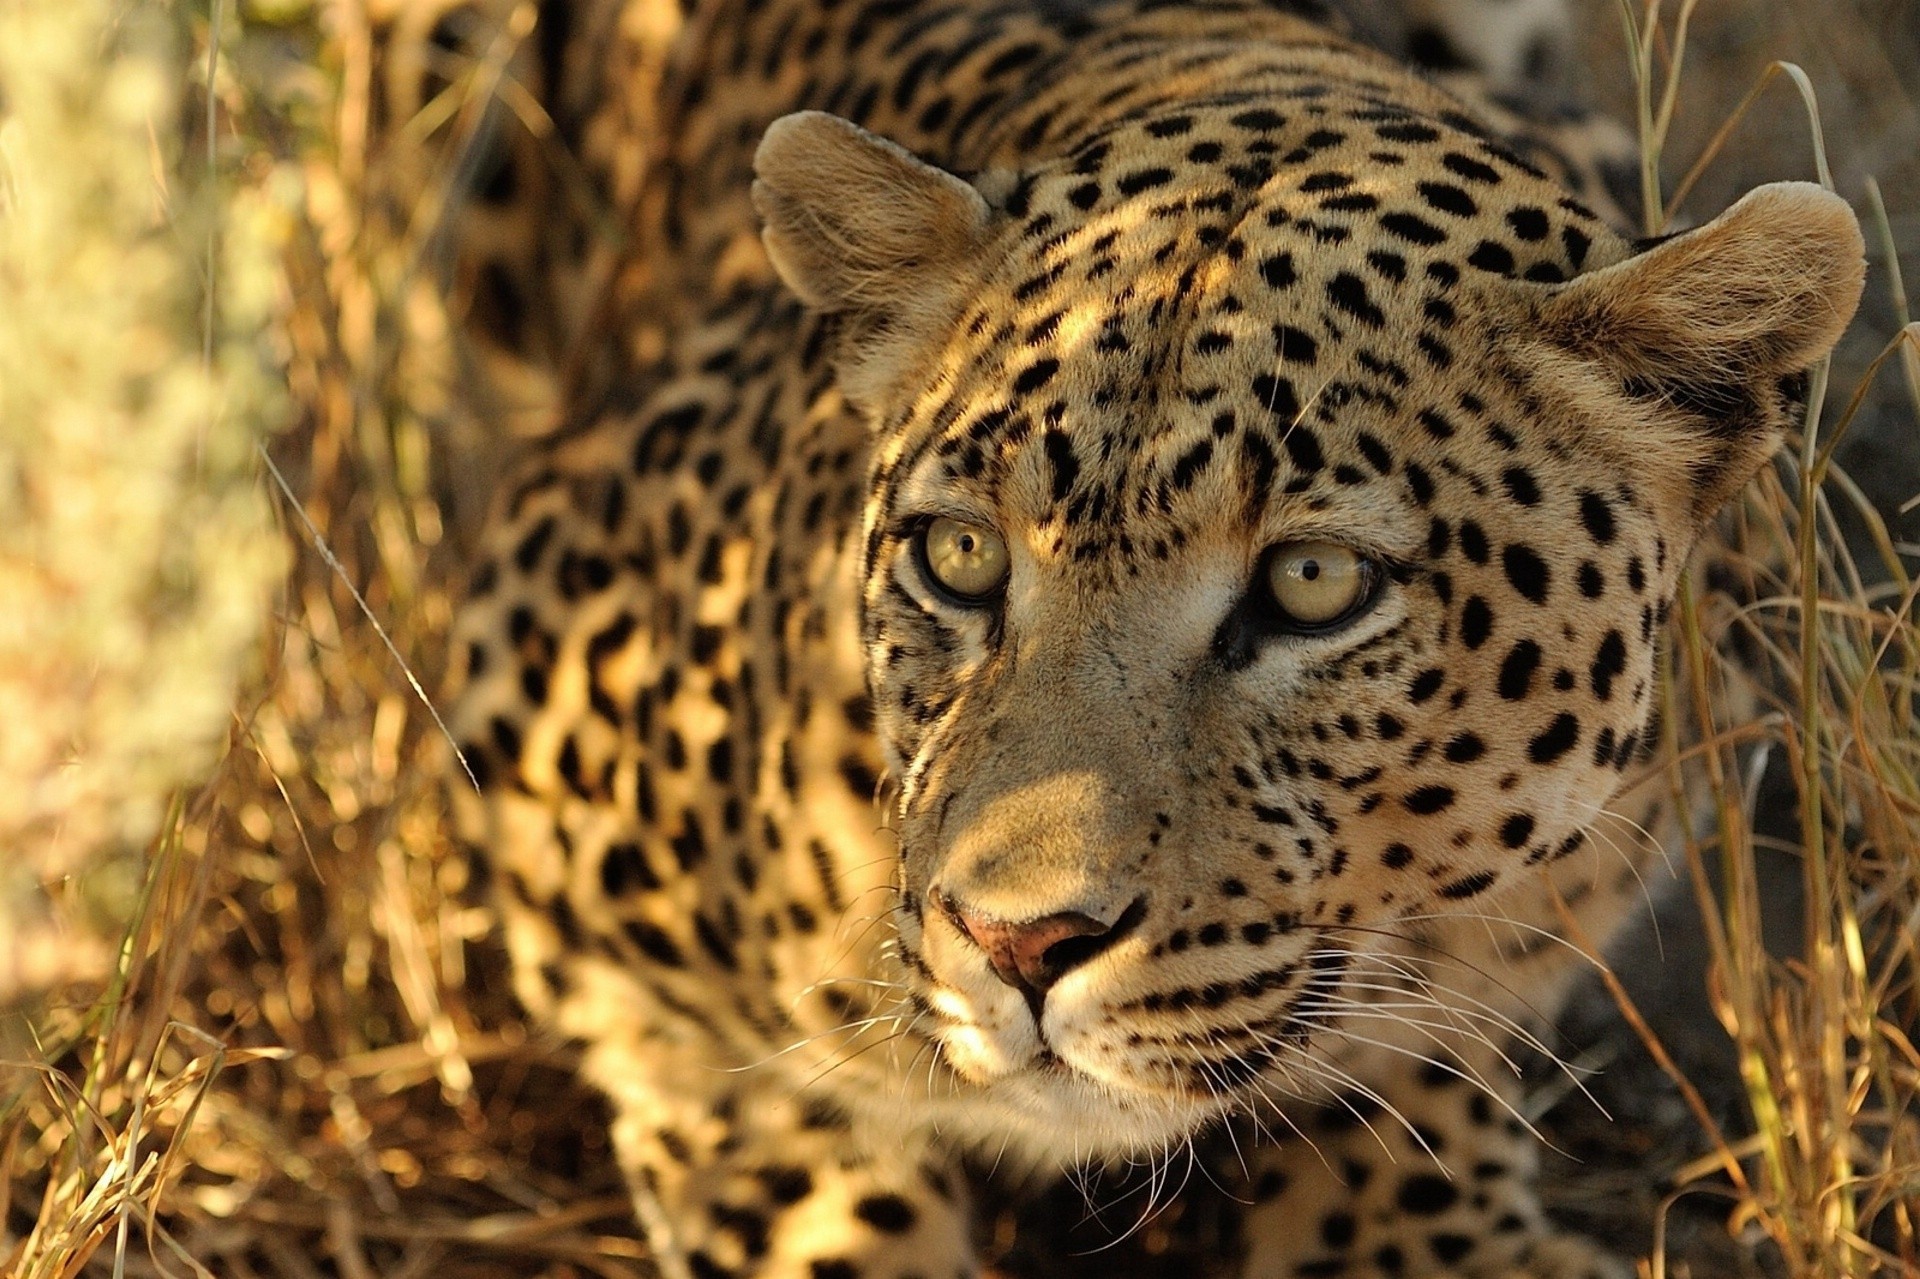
[442,1,1865,1274]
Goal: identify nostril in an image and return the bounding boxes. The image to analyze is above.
[1036,916,1121,977]
[934,892,1146,996]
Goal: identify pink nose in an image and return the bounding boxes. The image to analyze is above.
[934,892,1140,996]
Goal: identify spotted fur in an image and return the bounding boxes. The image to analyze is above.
[446,1,1865,1275]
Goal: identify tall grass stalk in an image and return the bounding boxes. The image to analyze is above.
[1617,5,1920,1275]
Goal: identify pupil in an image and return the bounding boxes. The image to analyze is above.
[1301,560,1321,581]
[958,534,976,553]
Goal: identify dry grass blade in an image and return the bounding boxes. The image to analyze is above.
[1610,11,1920,1274]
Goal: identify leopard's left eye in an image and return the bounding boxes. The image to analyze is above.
[919,517,1010,603]
[1264,541,1379,630]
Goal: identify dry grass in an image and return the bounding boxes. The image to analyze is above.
[1548,6,1920,1275]
[1,0,1915,1276]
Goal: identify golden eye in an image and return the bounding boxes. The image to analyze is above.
[1265,541,1376,628]
[921,517,1010,602]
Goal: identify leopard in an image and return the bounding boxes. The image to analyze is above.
[441,0,1866,1274]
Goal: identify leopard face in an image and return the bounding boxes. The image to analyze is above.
[753,100,1863,1151]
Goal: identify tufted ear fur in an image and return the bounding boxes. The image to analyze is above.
[1537,182,1865,517]
[753,111,996,411]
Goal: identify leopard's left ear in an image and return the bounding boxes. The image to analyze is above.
[753,111,996,411]
[1537,182,1866,515]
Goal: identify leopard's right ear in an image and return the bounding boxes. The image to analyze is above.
[753,111,997,410]
[1533,182,1865,520]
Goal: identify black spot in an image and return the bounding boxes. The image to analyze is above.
[1577,562,1605,598]
[489,714,522,761]
[1409,668,1445,703]
[1461,597,1492,649]
[1381,211,1446,245]
[1499,813,1535,848]
[840,753,880,800]
[1272,324,1318,364]
[854,1194,918,1234]
[1044,428,1079,500]
[600,842,660,896]
[1457,519,1488,564]
[633,402,705,473]
[1014,357,1060,394]
[1417,181,1477,217]
[982,40,1043,79]
[1260,252,1297,289]
[809,1262,859,1279]
[1562,224,1592,269]
[1528,713,1580,764]
[1405,463,1434,505]
[1441,153,1500,185]
[1590,630,1627,700]
[686,620,724,663]
[554,734,588,797]
[1498,640,1541,700]
[1398,1173,1461,1214]
[1439,870,1496,899]
[1579,490,1617,544]
[623,920,685,967]
[669,814,707,869]
[1240,431,1280,522]
[1377,121,1440,143]
[1067,181,1101,209]
[1357,433,1393,474]
[707,737,734,784]
[689,1250,736,1279]
[1506,207,1550,241]
[1382,842,1414,868]
[1251,373,1301,421]
[1327,273,1385,327]
[521,663,550,705]
[1170,439,1215,490]
[1501,468,1540,506]
[513,516,557,572]
[1117,166,1175,195]
[1229,108,1289,131]
[1366,249,1407,282]
[800,1095,852,1130]
[1502,545,1551,604]
[1405,785,1455,815]
[1443,733,1484,763]
[1468,240,1516,275]
[1283,426,1324,474]
[757,1165,814,1205]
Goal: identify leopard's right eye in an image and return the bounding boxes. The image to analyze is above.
[1263,540,1379,631]
[918,517,1009,604]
